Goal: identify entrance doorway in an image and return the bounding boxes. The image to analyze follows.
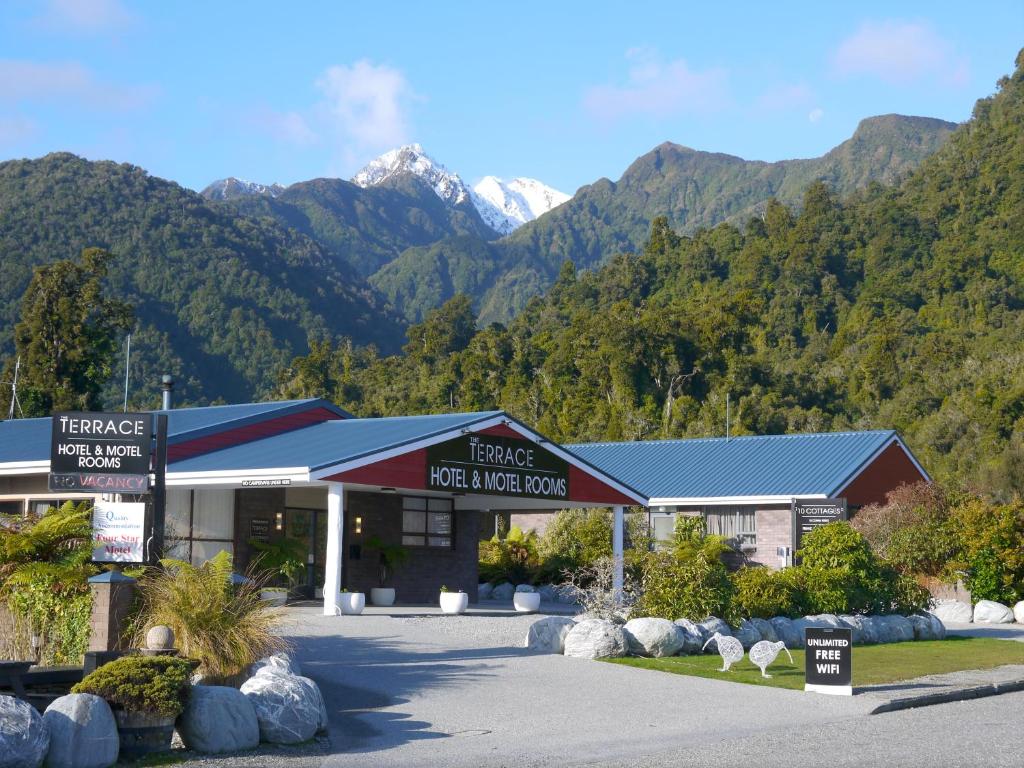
[285,507,327,597]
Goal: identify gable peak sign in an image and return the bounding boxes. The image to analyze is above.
[426,433,569,500]
[49,412,153,493]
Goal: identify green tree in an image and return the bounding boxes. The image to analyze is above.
[1,248,133,417]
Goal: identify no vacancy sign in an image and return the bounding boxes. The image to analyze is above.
[804,627,853,696]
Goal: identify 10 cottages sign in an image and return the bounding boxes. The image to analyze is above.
[426,434,569,500]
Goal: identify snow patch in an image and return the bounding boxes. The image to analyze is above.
[470,176,570,235]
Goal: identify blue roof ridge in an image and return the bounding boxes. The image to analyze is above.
[336,410,504,425]
[568,429,896,449]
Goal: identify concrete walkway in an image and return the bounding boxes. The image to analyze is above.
[281,606,875,768]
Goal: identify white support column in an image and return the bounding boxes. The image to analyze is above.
[612,505,624,604]
[323,482,344,616]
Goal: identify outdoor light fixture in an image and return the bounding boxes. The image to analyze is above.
[275,512,283,530]
[380,487,397,494]
[354,516,362,533]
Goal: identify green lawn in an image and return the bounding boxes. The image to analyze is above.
[603,637,1024,691]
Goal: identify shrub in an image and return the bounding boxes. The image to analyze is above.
[130,551,287,683]
[73,655,194,717]
[537,510,612,567]
[948,497,1024,604]
[478,525,540,584]
[732,566,806,619]
[559,556,640,620]
[632,549,736,623]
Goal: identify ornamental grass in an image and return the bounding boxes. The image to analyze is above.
[130,550,288,684]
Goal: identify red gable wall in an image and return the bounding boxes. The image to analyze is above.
[838,441,928,507]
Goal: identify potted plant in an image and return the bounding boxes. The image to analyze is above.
[249,536,307,602]
[439,585,469,615]
[72,655,195,759]
[365,537,408,606]
[338,587,365,615]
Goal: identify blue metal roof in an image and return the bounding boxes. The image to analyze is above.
[567,431,907,500]
[0,398,347,463]
[170,411,504,473]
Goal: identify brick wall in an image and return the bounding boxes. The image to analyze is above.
[749,507,791,569]
[343,491,479,603]
[234,488,287,573]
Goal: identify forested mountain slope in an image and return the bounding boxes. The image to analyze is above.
[372,115,955,324]
[279,51,1024,497]
[0,153,403,405]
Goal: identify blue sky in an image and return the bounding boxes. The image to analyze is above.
[1,1,1021,194]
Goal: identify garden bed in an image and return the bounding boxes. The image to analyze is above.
[603,637,1024,691]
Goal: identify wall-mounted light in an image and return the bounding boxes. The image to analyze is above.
[275,512,284,531]
[380,487,397,494]
[354,516,362,534]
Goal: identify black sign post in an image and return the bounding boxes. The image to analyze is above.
[149,414,168,565]
[792,498,848,562]
[804,627,853,695]
[49,412,153,492]
[425,434,569,500]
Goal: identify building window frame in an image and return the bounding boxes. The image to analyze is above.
[400,495,454,549]
[703,505,757,551]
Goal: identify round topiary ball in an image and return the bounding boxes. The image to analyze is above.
[146,625,176,651]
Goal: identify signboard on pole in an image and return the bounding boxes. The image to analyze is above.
[792,497,847,559]
[426,434,569,500]
[91,501,147,563]
[804,627,853,696]
[49,412,152,493]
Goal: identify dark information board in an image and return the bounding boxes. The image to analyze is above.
[804,627,852,695]
[426,434,569,500]
[49,412,153,493]
[792,497,847,557]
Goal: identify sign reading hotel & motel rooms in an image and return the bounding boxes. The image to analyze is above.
[49,412,153,493]
[426,434,569,500]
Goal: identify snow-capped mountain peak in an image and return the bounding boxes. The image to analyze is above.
[470,176,570,235]
[201,177,285,201]
[352,144,469,206]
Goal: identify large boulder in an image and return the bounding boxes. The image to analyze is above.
[873,614,915,643]
[0,695,49,768]
[908,613,946,641]
[623,618,686,657]
[536,584,558,603]
[768,617,802,648]
[697,618,732,651]
[672,619,705,654]
[1015,601,1024,624]
[524,616,576,654]
[491,582,515,601]
[514,584,536,593]
[240,669,323,744]
[973,600,1014,624]
[838,615,876,644]
[250,651,301,677]
[750,618,777,643]
[733,620,762,650]
[477,582,494,600]
[563,619,628,659]
[176,685,259,754]
[42,694,117,768]
[929,600,973,625]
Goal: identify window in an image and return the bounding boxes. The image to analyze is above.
[704,506,756,550]
[401,496,453,548]
[164,488,236,565]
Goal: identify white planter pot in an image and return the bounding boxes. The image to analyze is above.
[370,587,396,606]
[261,589,287,606]
[440,591,469,614]
[513,592,541,613]
[339,592,365,615]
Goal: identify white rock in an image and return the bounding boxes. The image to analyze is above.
[733,620,762,650]
[491,582,515,601]
[556,585,580,605]
[524,616,577,654]
[838,615,873,644]
[1014,601,1024,624]
[672,619,705,654]
[563,619,628,659]
[623,618,686,657]
[250,651,301,677]
[768,617,802,648]
[42,693,118,768]
[792,614,845,645]
[908,613,946,641]
[929,600,973,625]
[514,584,536,593]
[176,685,259,754]
[477,583,494,600]
[750,618,777,643]
[0,695,49,768]
[240,670,322,744]
[874,614,915,643]
[536,584,558,603]
[973,600,1014,624]
[697,617,732,651]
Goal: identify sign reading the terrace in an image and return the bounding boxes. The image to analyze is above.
[91,501,146,563]
[426,434,569,500]
[804,627,853,696]
[792,497,847,556]
[49,412,152,493]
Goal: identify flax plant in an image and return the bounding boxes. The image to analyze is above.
[131,550,288,684]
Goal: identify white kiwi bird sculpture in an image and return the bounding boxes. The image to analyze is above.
[748,640,794,678]
[702,632,744,672]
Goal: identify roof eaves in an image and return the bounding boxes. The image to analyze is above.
[166,398,347,445]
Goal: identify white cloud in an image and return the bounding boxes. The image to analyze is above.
[0,60,156,110]
[833,20,969,86]
[808,107,825,123]
[256,108,317,146]
[755,83,813,112]
[34,0,134,34]
[583,49,729,122]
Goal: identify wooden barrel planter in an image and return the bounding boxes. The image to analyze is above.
[112,708,176,759]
